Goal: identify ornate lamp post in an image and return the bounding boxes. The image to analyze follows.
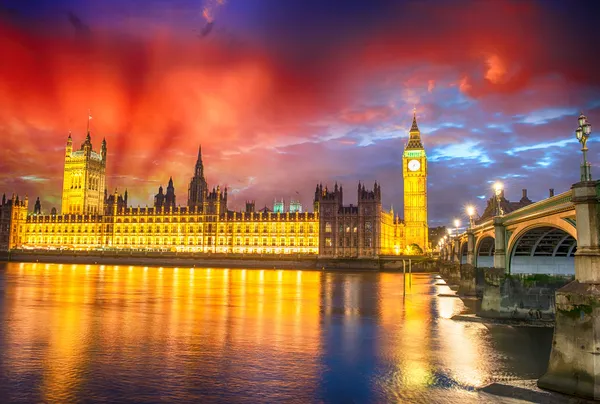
[466,205,475,229]
[454,219,461,237]
[576,112,593,182]
[493,182,504,216]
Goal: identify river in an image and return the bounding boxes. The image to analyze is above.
[0,262,553,403]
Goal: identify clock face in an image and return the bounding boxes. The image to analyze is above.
[408,159,421,172]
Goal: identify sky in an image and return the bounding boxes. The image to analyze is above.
[1,0,599,226]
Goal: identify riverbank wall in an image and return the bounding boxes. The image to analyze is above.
[479,270,574,320]
[436,261,573,321]
[0,250,438,272]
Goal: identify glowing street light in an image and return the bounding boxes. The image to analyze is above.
[493,182,504,216]
[454,219,460,237]
[466,205,475,228]
[576,112,593,182]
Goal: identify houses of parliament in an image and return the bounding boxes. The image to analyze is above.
[0,113,429,257]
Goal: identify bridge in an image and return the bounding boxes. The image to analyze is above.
[440,188,580,276]
[437,175,600,399]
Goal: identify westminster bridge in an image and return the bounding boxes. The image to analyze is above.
[440,187,579,276]
[437,180,600,398]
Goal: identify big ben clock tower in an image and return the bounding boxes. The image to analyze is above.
[403,109,428,252]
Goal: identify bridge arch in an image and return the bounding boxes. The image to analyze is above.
[508,224,576,275]
[474,231,495,268]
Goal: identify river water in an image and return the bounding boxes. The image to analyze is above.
[0,262,553,403]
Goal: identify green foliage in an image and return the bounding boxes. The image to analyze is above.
[506,273,573,287]
[407,243,423,255]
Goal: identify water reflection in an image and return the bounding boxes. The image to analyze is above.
[0,263,551,403]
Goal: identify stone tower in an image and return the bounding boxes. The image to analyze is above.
[61,117,107,215]
[188,145,208,210]
[402,109,428,252]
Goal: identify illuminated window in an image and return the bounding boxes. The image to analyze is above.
[325,222,331,233]
[325,237,332,247]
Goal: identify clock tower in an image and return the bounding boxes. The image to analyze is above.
[402,110,428,252]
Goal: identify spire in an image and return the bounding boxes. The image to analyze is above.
[405,108,424,150]
[410,107,420,133]
[87,109,92,135]
[195,145,204,177]
[168,177,174,188]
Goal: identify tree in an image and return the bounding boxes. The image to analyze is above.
[407,243,423,255]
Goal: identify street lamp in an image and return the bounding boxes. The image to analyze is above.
[454,219,460,237]
[466,205,475,228]
[576,112,593,182]
[493,182,504,216]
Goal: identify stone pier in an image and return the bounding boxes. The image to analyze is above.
[538,181,600,399]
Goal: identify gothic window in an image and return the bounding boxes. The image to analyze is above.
[325,222,332,233]
[325,237,332,247]
[346,226,350,233]
[338,238,343,247]
[365,221,372,233]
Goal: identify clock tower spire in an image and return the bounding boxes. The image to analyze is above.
[402,109,428,253]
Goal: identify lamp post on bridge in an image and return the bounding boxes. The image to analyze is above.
[466,206,475,229]
[465,206,476,267]
[453,219,460,237]
[575,112,592,182]
[493,182,504,216]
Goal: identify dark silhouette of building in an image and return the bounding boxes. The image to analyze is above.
[154,178,176,210]
[33,197,41,215]
[105,189,128,213]
[188,146,208,209]
[477,188,534,224]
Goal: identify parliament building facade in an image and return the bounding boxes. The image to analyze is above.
[0,113,428,257]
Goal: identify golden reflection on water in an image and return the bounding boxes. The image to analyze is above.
[0,262,546,403]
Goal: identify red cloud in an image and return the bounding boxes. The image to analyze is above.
[0,0,598,214]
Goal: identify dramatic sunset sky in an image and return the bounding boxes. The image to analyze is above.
[1,0,599,226]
